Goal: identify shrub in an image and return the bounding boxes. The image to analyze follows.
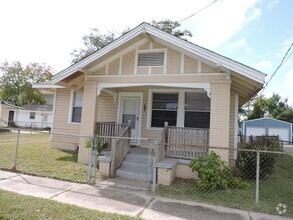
[85,136,108,156]
[236,138,280,179]
[189,151,247,192]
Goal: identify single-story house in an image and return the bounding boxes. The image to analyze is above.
[11,94,54,129]
[12,104,53,129]
[34,22,266,184]
[241,118,292,143]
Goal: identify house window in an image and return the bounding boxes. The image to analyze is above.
[29,112,36,120]
[184,92,210,128]
[138,51,164,67]
[151,93,178,127]
[71,90,83,123]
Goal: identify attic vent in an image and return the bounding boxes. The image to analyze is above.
[138,52,164,67]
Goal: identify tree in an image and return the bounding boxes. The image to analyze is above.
[241,93,293,124]
[70,29,115,64]
[150,19,192,39]
[70,19,192,63]
[0,61,54,106]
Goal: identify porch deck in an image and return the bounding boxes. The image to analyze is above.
[95,122,210,161]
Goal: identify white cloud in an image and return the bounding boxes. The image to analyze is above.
[0,0,263,72]
[268,0,279,9]
[228,38,247,49]
[185,0,262,49]
[253,60,272,71]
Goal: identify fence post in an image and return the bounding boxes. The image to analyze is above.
[110,139,116,177]
[12,130,20,169]
[87,137,94,184]
[151,141,158,192]
[255,146,260,206]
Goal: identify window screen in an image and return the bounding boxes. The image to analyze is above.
[184,92,210,128]
[151,93,178,127]
[29,112,35,120]
[71,90,83,123]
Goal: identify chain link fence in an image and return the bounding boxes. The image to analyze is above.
[0,129,92,183]
[0,128,292,217]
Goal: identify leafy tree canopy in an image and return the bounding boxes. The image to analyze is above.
[150,19,192,39]
[70,19,192,63]
[0,61,54,106]
[241,93,293,124]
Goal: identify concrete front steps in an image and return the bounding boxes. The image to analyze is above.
[115,147,152,181]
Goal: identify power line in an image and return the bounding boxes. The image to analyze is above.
[260,42,293,95]
[179,0,219,22]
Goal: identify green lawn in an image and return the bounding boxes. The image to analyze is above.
[0,189,138,220]
[0,132,101,183]
[156,154,293,217]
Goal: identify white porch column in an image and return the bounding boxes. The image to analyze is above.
[78,81,98,164]
[209,80,231,163]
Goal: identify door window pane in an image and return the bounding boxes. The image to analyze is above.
[122,99,137,129]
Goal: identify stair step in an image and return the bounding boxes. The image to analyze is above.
[119,162,150,174]
[116,169,151,181]
[124,154,149,163]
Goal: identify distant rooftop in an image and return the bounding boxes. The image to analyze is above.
[21,104,53,112]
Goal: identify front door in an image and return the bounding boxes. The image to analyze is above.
[119,96,141,145]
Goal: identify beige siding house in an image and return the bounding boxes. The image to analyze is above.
[35,23,265,182]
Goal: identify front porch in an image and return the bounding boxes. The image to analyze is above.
[94,122,210,185]
[77,81,233,184]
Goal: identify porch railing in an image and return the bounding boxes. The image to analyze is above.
[110,125,131,177]
[161,125,209,159]
[95,122,129,145]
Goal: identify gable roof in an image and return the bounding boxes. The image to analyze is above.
[51,22,266,84]
[0,99,23,110]
[243,117,292,126]
[21,104,53,112]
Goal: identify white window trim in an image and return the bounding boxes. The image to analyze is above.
[147,89,209,130]
[29,112,36,120]
[136,48,167,75]
[68,89,82,125]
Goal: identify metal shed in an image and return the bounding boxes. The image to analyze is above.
[241,118,292,142]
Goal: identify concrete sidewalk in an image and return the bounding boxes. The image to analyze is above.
[0,170,291,220]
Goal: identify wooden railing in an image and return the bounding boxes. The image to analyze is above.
[95,122,129,145]
[161,125,209,159]
[110,125,131,177]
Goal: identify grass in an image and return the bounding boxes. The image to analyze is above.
[0,189,138,220]
[156,154,293,217]
[0,132,101,183]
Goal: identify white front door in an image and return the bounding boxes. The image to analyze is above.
[119,96,141,145]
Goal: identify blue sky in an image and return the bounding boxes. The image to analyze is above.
[0,0,292,105]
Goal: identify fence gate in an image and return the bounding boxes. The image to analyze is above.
[95,139,157,191]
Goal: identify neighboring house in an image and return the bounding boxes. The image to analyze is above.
[241,118,292,143]
[12,104,53,129]
[0,99,22,128]
[34,22,266,184]
[11,94,54,129]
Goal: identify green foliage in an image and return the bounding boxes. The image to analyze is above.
[85,136,108,156]
[0,61,54,106]
[150,19,192,39]
[189,151,247,191]
[236,139,280,179]
[70,28,115,64]
[240,93,293,124]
